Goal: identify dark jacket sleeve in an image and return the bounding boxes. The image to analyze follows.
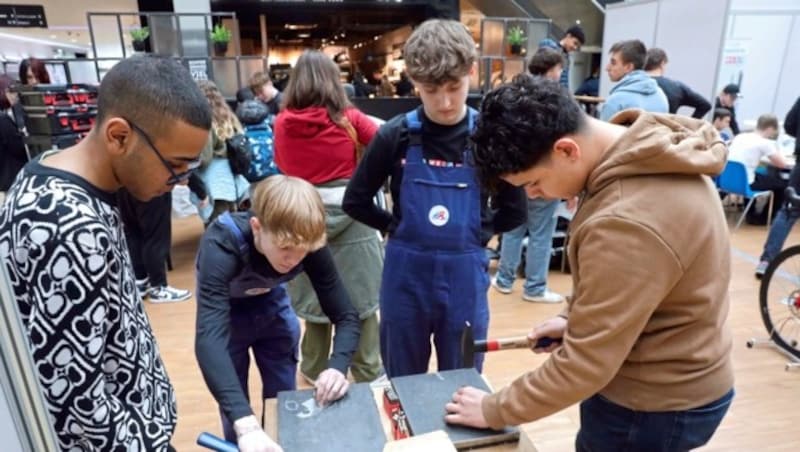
[302,246,360,372]
[194,223,254,422]
[0,115,28,191]
[0,115,26,157]
[480,181,528,245]
[787,97,800,156]
[343,123,396,232]
[730,109,740,135]
[679,81,711,119]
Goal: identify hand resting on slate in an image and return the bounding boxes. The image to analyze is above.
[391,368,519,450]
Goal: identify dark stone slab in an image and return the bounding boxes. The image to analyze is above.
[277,382,386,452]
[391,368,519,450]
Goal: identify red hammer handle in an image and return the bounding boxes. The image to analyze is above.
[477,336,561,352]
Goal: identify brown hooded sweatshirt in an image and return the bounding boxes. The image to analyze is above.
[482,111,734,428]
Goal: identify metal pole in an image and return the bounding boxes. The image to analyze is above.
[116,14,126,60]
[86,12,101,83]
[175,13,184,58]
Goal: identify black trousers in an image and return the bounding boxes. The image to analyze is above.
[118,190,172,287]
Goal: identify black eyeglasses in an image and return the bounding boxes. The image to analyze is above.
[124,118,200,186]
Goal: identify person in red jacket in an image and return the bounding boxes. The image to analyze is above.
[273,50,385,384]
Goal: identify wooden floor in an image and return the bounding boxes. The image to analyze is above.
[152,212,800,451]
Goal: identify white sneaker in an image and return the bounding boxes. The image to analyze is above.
[148,286,191,303]
[491,276,513,295]
[522,289,565,304]
[755,261,769,280]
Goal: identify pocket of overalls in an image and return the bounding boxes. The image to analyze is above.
[411,178,473,246]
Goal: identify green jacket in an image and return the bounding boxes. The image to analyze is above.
[289,182,384,322]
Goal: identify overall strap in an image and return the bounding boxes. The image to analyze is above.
[404,109,423,149]
[462,107,480,164]
[218,212,249,256]
[467,106,478,131]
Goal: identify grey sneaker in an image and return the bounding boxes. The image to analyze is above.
[148,285,191,303]
[522,289,565,304]
[491,276,513,295]
[755,261,769,280]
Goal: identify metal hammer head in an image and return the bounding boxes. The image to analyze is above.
[461,321,475,368]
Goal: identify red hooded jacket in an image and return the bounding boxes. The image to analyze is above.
[274,106,378,184]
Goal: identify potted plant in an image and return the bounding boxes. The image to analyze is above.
[131,27,149,52]
[210,24,232,55]
[507,25,526,55]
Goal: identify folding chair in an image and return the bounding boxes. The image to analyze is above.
[718,160,774,230]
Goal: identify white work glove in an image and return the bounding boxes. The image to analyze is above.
[235,415,283,452]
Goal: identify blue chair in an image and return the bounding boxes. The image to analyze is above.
[718,160,774,230]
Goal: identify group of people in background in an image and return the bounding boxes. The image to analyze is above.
[0,14,797,452]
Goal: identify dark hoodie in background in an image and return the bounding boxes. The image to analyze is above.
[274,106,378,184]
[601,70,669,121]
[652,76,712,119]
[483,111,733,428]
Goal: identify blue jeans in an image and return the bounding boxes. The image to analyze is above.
[576,389,734,452]
[496,198,559,296]
[761,164,800,262]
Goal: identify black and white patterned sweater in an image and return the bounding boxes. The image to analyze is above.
[0,161,177,451]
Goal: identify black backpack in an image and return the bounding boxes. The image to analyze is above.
[225,134,252,176]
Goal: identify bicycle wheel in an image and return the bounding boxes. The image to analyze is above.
[759,245,800,360]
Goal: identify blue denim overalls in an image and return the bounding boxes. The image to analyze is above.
[379,108,489,378]
[217,212,301,441]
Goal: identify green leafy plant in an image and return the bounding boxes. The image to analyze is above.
[210,24,232,43]
[506,26,527,46]
[130,27,149,42]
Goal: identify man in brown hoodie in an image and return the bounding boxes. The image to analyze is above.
[445,75,734,451]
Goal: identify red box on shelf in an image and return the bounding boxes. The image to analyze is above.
[24,105,97,135]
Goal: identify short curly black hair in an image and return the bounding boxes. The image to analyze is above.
[471,74,585,190]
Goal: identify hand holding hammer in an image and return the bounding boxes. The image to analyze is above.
[461,319,564,368]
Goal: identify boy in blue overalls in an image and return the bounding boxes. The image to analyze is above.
[343,19,527,378]
[195,175,360,451]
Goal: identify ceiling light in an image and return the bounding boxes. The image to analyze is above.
[298,33,310,38]
[284,24,317,30]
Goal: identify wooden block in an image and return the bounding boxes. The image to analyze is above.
[391,368,519,450]
[277,382,386,452]
[382,430,457,452]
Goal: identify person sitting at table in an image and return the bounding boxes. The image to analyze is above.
[712,108,733,143]
[727,113,789,224]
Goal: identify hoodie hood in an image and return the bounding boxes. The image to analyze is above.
[279,106,335,139]
[587,110,727,195]
[610,70,661,96]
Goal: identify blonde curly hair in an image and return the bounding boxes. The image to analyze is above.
[196,79,242,140]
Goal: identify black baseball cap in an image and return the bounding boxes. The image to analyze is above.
[723,84,741,97]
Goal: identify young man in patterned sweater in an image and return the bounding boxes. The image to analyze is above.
[0,55,211,450]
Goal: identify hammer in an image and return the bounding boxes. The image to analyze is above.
[461,321,562,368]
